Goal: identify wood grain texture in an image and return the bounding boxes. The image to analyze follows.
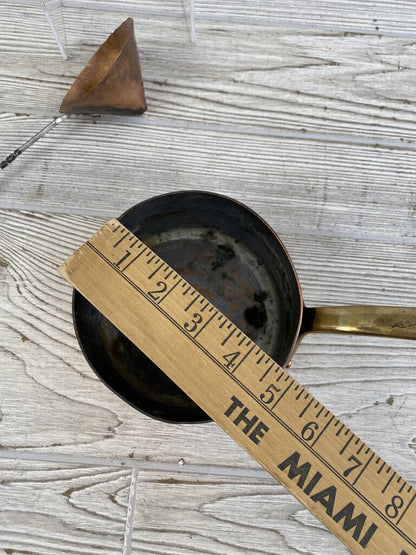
[0,458,131,554]
[2,4,416,145]
[43,0,416,37]
[58,219,416,552]
[0,208,414,483]
[0,0,415,551]
[132,470,349,554]
[1,113,416,243]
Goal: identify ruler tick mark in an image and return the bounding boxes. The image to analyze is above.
[194,311,217,339]
[382,472,395,494]
[352,453,374,486]
[158,278,181,305]
[295,388,304,400]
[299,398,313,418]
[120,246,146,272]
[231,344,255,374]
[148,262,164,280]
[113,231,128,247]
[336,424,345,436]
[311,415,334,448]
[185,295,199,312]
[222,327,236,345]
[273,380,294,410]
[62,220,416,554]
[397,492,416,526]
[340,434,353,455]
[259,362,276,382]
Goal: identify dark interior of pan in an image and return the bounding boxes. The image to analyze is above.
[73,191,302,423]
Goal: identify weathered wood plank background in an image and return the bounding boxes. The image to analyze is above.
[0,1,415,553]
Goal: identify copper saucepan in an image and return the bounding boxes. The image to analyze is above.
[73,191,416,423]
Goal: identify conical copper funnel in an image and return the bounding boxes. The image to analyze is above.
[60,18,147,115]
[1,18,147,170]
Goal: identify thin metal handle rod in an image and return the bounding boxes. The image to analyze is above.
[1,114,70,170]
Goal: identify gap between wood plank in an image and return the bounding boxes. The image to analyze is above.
[0,449,271,479]
[2,112,416,152]
[1,202,415,246]
[123,467,138,555]
[10,0,416,40]
[60,0,416,40]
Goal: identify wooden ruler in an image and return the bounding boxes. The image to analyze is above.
[59,219,416,554]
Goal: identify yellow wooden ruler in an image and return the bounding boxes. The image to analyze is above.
[59,219,416,554]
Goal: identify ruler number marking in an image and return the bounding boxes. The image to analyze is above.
[184,312,203,333]
[78,228,416,552]
[121,246,146,272]
[385,495,404,519]
[343,454,363,478]
[260,383,281,409]
[223,351,241,369]
[115,249,131,268]
[301,421,319,442]
[147,280,168,301]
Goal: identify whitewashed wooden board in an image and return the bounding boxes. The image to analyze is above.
[10,0,416,36]
[133,470,349,554]
[2,114,416,244]
[0,209,414,470]
[2,5,416,145]
[0,459,131,554]
[0,1,415,553]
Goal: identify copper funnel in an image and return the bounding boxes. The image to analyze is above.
[60,18,147,115]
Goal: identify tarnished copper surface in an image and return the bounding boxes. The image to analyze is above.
[73,191,303,423]
[72,192,416,424]
[60,18,146,115]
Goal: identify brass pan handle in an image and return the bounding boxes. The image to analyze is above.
[303,306,416,341]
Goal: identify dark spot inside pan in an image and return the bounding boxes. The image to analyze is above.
[73,191,302,423]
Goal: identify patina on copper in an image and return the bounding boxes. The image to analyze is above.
[72,192,416,424]
[1,18,147,169]
[60,18,146,115]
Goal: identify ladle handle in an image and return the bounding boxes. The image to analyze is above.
[1,114,69,170]
[306,306,416,340]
